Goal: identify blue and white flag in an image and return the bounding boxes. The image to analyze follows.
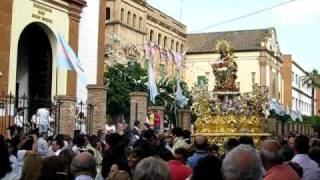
[176,77,188,108]
[148,59,158,103]
[56,33,87,84]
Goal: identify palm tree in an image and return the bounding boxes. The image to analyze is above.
[303,69,320,116]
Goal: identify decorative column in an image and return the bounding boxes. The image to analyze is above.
[66,0,86,97]
[129,92,148,130]
[148,106,165,133]
[87,85,107,134]
[55,95,76,136]
[0,0,13,94]
[178,109,192,131]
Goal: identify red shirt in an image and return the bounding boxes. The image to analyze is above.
[154,112,160,126]
[264,164,300,180]
[168,160,192,180]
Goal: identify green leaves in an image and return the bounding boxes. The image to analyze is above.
[104,62,147,118]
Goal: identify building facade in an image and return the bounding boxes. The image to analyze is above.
[0,0,87,99]
[183,28,283,103]
[105,0,187,80]
[283,55,319,116]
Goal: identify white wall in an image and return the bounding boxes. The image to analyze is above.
[291,62,313,115]
[183,52,260,94]
[77,0,100,101]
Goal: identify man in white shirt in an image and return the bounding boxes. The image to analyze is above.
[14,108,26,129]
[292,135,320,180]
[35,108,51,134]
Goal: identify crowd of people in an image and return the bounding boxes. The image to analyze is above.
[1,123,320,180]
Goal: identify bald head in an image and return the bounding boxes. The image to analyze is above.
[260,140,283,170]
[194,135,207,150]
[261,140,281,153]
[71,152,96,177]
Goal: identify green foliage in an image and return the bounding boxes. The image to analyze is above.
[303,115,320,127]
[269,110,292,122]
[151,78,193,126]
[104,62,147,118]
[303,69,320,88]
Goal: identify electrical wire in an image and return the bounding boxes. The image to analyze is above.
[190,0,297,33]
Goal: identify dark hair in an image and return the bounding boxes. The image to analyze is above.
[90,135,100,148]
[174,147,188,159]
[226,138,239,151]
[192,155,223,180]
[73,134,85,148]
[54,139,64,149]
[308,147,320,165]
[129,148,145,159]
[20,138,34,150]
[294,135,310,154]
[0,136,12,179]
[281,145,294,161]
[101,150,129,178]
[239,136,254,147]
[38,156,69,180]
[141,129,156,140]
[55,134,66,142]
[171,127,184,137]
[183,130,191,138]
[209,144,220,152]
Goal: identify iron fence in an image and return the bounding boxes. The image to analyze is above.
[75,101,94,135]
[0,94,94,136]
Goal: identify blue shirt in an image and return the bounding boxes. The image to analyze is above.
[187,150,208,169]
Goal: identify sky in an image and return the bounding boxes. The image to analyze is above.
[147,0,320,71]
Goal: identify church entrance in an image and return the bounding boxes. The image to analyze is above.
[16,23,53,101]
[15,22,54,119]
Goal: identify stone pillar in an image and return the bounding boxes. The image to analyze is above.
[129,92,148,129]
[87,85,107,134]
[148,106,165,133]
[178,109,192,131]
[55,96,76,136]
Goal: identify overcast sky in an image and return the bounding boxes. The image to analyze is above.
[147,0,320,71]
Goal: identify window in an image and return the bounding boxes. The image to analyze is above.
[158,34,162,45]
[198,76,207,86]
[149,30,154,42]
[127,11,131,25]
[176,42,179,52]
[121,8,124,21]
[133,14,136,27]
[139,17,142,29]
[292,72,294,82]
[181,44,184,53]
[296,75,298,84]
[163,36,167,48]
[171,39,174,50]
[106,7,111,20]
[159,64,165,81]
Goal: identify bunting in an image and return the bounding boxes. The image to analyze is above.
[148,59,159,103]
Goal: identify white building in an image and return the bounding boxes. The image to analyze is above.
[283,55,316,116]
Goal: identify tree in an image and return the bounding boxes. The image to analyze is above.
[303,69,320,116]
[151,78,192,126]
[104,62,147,121]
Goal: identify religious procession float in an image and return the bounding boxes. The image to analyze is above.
[192,41,270,147]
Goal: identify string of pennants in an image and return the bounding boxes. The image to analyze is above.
[143,41,187,69]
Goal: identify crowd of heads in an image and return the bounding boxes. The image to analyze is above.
[1,124,320,180]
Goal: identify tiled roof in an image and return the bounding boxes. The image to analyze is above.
[187,28,273,53]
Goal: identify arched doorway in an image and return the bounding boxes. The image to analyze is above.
[16,23,53,104]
